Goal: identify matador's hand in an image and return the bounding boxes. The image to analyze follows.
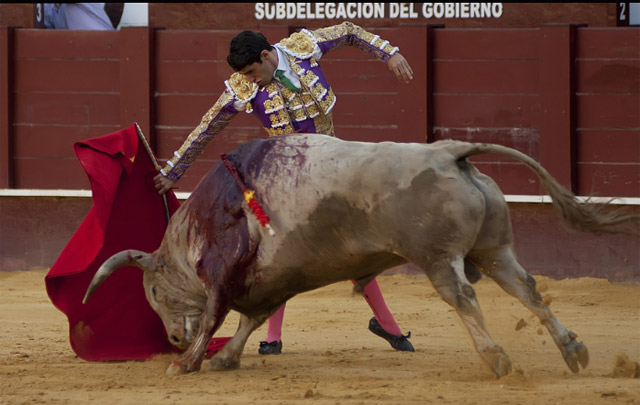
[154,173,175,195]
[387,53,414,84]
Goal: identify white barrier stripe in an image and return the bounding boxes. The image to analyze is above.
[503,195,640,205]
[1,189,639,205]
[0,189,93,197]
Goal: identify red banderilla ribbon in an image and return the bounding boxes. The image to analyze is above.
[220,154,275,236]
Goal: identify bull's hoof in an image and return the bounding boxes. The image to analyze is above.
[485,345,512,378]
[564,339,589,373]
[205,356,240,371]
[492,354,513,378]
[166,362,187,377]
[165,360,199,377]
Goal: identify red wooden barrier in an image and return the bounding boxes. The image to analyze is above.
[575,28,640,197]
[119,27,155,149]
[539,24,581,193]
[0,27,14,188]
[1,25,638,277]
[12,29,120,189]
[1,25,638,196]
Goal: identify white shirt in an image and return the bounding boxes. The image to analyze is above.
[272,47,302,89]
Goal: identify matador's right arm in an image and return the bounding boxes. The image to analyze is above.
[159,74,258,183]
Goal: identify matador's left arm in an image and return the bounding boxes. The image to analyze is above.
[279,21,413,83]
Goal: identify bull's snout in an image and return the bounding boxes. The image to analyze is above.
[168,328,191,351]
[165,316,198,350]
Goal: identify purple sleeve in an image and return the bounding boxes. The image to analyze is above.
[310,21,399,62]
[160,90,239,183]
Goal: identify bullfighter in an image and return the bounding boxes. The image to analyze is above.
[154,21,415,356]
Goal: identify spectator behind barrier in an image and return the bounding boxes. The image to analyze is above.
[44,3,120,30]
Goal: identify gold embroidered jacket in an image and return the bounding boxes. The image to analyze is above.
[160,21,400,182]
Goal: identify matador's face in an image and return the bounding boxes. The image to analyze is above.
[239,49,277,87]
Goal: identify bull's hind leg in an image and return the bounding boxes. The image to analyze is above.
[424,256,512,378]
[469,246,589,373]
[205,313,271,371]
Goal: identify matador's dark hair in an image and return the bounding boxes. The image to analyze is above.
[227,31,274,71]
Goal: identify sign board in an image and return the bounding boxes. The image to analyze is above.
[255,3,504,21]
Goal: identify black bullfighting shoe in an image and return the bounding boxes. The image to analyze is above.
[368,317,415,352]
[258,340,282,355]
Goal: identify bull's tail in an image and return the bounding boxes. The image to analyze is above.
[82,250,155,304]
[448,141,639,236]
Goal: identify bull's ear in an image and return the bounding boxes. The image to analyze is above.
[83,249,156,304]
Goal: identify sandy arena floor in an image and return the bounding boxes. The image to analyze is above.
[1,270,638,404]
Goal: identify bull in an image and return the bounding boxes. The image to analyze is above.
[83,134,639,378]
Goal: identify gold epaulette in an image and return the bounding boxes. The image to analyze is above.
[225,72,259,102]
[277,30,317,59]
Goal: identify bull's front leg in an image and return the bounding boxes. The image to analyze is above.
[166,294,229,376]
[206,313,270,371]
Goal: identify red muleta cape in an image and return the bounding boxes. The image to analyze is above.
[45,124,229,361]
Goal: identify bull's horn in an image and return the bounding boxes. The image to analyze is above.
[82,249,155,304]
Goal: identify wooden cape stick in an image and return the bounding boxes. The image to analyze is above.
[134,123,171,224]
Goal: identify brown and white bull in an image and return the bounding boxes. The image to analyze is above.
[83,134,638,378]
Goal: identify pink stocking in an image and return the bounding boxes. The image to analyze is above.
[265,303,286,342]
[355,279,403,336]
